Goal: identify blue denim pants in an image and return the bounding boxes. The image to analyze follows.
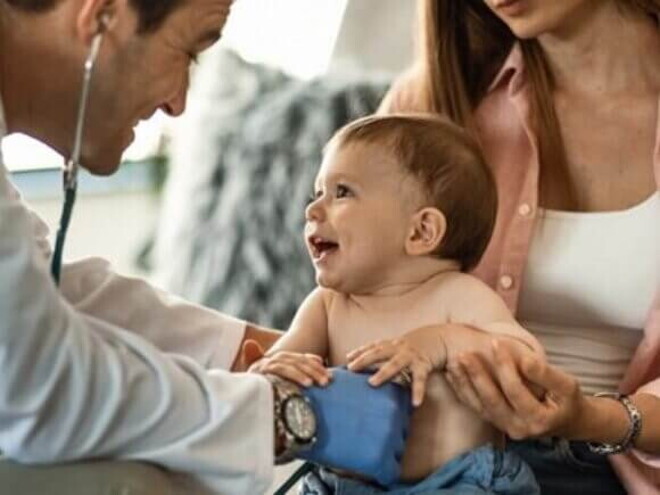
[506,438,626,495]
[299,445,540,495]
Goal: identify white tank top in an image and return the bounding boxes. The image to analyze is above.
[518,192,660,395]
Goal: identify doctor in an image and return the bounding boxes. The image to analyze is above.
[0,0,409,493]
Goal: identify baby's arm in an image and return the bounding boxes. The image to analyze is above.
[249,287,332,386]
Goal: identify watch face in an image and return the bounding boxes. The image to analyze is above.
[283,396,317,442]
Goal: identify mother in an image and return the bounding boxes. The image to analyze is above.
[380,0,659,493]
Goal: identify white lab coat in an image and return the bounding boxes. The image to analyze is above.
[0,101,275,494]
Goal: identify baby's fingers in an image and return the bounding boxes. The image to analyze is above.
[367,356,408,387]
[411,364,430,407]
[289,357,331,386]
[347,341,397,372]
[263,362,316,387]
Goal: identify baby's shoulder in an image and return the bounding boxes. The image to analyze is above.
[431,271,493,294]
[427,271,500,309]
[314,287,351,312]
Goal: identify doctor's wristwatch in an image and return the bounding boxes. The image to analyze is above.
[266,374,318,464]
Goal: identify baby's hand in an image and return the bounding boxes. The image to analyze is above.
[248,351,332,387]
[346,326,448,407]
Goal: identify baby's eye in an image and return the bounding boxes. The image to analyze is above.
[336,184,352,198]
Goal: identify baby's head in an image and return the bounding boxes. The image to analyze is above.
[305,114,496,293]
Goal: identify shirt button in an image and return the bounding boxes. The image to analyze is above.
[518,203,532,216]
[499,275,514,290]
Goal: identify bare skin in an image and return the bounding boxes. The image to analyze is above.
[526,1,659,211]
[248,141,542,481]
[447,0,660,455]
[325,273,512,481]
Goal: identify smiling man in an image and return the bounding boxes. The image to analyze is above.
[0,2,414,492]
[0,1,291,494]
[0,0,286,490]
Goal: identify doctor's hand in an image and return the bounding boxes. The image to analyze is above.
[231,324,282,371]
[248,351,332,388]
[346,325,448,406]
[445,338,586,440]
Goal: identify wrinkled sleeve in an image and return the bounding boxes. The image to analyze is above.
[59,258,246,370]
[0,168,274,495]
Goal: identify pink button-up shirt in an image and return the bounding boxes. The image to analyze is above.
[382,44,660,493]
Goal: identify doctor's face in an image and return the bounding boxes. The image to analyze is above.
[82,0,232,175]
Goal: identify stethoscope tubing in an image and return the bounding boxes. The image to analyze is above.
[50,25,105,284]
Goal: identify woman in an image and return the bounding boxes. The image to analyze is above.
[379,0,659,493]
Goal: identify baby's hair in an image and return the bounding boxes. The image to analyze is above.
[328,113,497,272]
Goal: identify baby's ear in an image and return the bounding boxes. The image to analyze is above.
[404,207,446,256]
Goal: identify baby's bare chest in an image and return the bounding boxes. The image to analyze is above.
[326,296,451,366]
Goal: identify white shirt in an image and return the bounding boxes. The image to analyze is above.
[518,193,660,394]
[0,102,274,494]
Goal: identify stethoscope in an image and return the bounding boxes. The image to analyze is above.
[50,18,107,284]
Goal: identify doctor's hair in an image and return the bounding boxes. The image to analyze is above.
[3,0,182,33]
[328,114,497,273]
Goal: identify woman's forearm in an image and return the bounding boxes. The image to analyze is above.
[571,392,660,454]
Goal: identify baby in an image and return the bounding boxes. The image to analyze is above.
[251,114,543,494]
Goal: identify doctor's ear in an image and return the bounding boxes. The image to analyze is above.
[77,0,117,43]
[405,207,447,256]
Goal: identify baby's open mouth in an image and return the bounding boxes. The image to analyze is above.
[308,236,339,260]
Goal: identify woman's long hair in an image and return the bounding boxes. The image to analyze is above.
[418,0,659,207]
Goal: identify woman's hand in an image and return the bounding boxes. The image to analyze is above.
[445,338,587,440]
[346,325,448,406]
[248,350,332,388]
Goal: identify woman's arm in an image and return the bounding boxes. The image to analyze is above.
[449,339,660,455]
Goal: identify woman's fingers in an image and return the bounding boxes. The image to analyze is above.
[492,341,543,417]
[460,351,537,439]
[445,361,485,415]
[519,351,577,399]
[459,353,516,427]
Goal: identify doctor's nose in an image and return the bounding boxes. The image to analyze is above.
[161,80,189,117]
